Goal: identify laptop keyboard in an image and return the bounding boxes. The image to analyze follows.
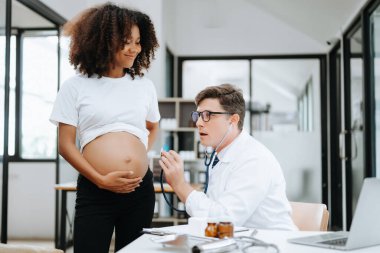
[319,237,348,246]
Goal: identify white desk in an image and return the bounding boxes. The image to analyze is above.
[54,182,201,251]
[117,225,380,253]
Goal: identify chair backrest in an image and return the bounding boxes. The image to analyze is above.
[290,201,329,231]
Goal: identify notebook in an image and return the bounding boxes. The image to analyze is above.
[288,178,380,250]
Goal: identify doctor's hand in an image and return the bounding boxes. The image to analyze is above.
[159,150,186,190]
[98,170,142,193]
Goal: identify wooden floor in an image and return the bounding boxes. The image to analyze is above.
[7,239,72,252]
[7,239,116,253]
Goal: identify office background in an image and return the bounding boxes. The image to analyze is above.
[0,0,379,244]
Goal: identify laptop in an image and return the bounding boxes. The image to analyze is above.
[288,178,380,250]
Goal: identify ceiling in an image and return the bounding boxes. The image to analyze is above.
[245,0,368,47]
[2,0,369,47]
[0,0,55,29]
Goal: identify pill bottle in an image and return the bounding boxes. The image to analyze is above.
[218,219,234,238]
[204,218,218,238]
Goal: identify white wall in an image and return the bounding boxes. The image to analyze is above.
[4,160,77,240]
[7,163,56,239]
[254,132,322,202]
[164,0,325,55]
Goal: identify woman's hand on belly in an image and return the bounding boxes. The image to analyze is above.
[98,170,142,193]
[83,132,149,178]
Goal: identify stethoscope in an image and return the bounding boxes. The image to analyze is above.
[203,124,232,194]
[160,124,233,213]
[203,148,217,194]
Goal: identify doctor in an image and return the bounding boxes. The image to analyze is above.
[159,84,296,230]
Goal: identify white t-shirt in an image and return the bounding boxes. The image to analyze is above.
[50,74,160,152]
[186,130,297,230]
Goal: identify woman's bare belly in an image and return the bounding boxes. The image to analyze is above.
[83,132,148,178]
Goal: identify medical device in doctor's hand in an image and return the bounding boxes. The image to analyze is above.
[160,111,233,213]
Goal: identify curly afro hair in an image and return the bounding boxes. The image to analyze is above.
[63,2,159,79]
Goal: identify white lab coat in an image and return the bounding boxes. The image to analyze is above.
[185,130,297,230]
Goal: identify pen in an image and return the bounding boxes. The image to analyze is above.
[234,228,258,237]
[234,228,250,233]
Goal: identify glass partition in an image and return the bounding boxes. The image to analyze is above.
[0,0,6,156]
[182,60,250,99]
[251,59,319,132]
[181,58,322,202]
[349,27,365,215]
[182,60,251,130]
[0,0,6,239]
[251,59,322,203]
[7,36,15,156]
[328,44,344,231]
[371,4,380,178]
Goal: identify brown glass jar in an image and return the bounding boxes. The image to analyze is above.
[217,221,234,238]
[204,219,218,238]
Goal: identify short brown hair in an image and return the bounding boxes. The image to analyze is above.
[63,3,158,78]
[195,84,245,130]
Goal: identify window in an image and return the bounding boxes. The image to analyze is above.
[1,33,59,159]
[298,78,313,131]
[21,34,58,159]
[181,59,251,131]
[371,4,380,176]
[0,35,15,156]
[0,0,5,156]
[181,58,320,132]
[251,59,319,132]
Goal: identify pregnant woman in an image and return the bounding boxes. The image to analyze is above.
[50,3,159,253]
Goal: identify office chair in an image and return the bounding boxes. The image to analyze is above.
[290,201,329,231]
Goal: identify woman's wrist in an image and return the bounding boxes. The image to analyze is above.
[91,171,105,188]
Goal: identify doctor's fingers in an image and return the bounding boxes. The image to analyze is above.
[160,156,176,170]
[168,150,182,162]
[159,160,175,179]
[160,158,181,173]
[158,159,168,171]
[159,160,177,186]
[163,151,183,166]
[161,151,175,162]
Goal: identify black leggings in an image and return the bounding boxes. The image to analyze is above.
[73,169,155,253]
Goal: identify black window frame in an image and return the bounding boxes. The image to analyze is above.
[1,0,65,243]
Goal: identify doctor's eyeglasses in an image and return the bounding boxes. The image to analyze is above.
[191,110,233,123]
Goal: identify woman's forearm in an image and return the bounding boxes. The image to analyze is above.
[146,121,159,151]
[59,142,104,186]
